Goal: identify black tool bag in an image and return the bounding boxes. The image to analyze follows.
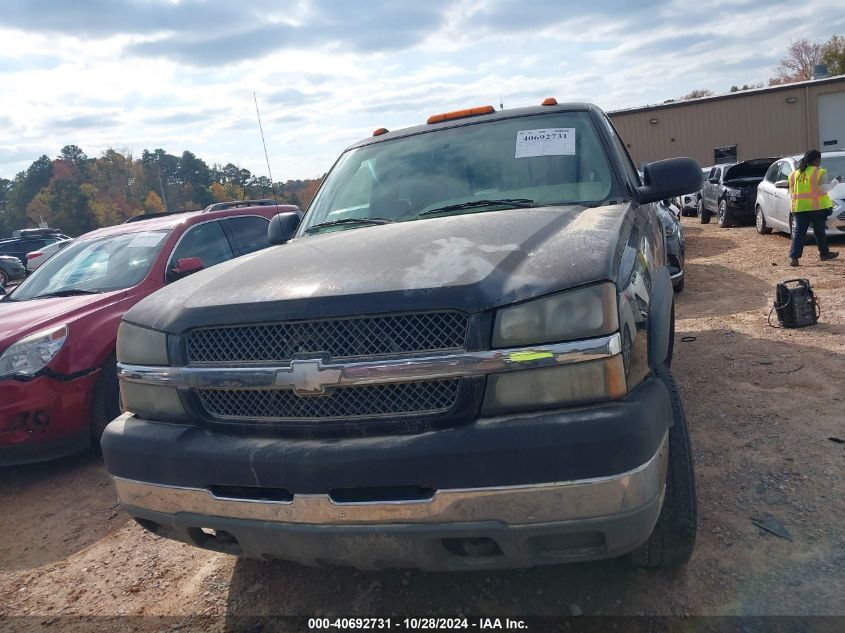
[773,278,819,328]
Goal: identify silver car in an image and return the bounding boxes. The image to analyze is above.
[755,151,845,237]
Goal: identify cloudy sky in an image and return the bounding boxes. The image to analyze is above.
[1,0,843,182]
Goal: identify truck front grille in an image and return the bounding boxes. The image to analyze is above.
[197,379,461,421]
[186,312,469,363]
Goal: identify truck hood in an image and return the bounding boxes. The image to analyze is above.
[0,290,126,353]
[724,158,776,182]
[126,205,630,333]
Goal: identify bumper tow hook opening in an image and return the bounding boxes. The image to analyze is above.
[188,527,242,555]
[442,537,503,558]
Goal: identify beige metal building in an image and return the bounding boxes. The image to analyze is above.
[608,75,845,168]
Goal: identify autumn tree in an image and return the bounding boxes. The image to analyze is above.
[89,149,134,219]
[210,182,229,202]
[298,178,323,208]
[144,191,165,213]
[770,38,823,85]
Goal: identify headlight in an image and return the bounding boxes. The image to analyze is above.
[119,381,189,421]
[117,322,169,365]
[492,283,618,347]
[0,324,67,378]
[482,355,627,414]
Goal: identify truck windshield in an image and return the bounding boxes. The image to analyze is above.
[302,111,618,233]
[10,230,169,301]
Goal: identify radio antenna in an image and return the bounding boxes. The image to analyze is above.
[253,91,278,203]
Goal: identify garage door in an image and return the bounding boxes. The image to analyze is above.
[818,91,845,151]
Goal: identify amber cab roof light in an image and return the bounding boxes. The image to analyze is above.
[372,127,389,136]
[541,97,558,106]
[427,105,495,125]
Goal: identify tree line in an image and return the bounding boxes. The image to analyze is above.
[0,145,322,237]
[674,34,845,102]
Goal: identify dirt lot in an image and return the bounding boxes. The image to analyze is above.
[1,216,843,629]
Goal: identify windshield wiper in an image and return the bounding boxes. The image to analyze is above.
[418,198,535,217]
[304,217,393,234]
[30,289,103,299]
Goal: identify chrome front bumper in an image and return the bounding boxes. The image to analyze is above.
[114,432,667,526]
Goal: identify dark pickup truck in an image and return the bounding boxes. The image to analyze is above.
[697,158,777,227]
[103,101,703,571]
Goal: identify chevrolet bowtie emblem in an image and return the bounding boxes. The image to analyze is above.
[275,359,343,396]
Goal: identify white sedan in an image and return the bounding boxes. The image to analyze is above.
[25,238,73,272]
[755,151,845,237]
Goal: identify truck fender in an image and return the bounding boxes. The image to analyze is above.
[647,265,673,368]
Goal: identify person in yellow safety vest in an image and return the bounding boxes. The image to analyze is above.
[788,149,840,266]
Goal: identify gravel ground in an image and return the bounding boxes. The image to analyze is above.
[1,216,843,630]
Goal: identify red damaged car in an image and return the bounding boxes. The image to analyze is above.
[0,201,300,466]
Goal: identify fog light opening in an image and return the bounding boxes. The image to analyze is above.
[442,537,503,558]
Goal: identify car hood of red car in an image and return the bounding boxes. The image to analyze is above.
[0,290,127,352]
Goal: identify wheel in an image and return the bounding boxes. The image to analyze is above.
[717,199,733,228]
[629,366,697,568]
[0,269,8,286]
[90,354,121,442]
[697,199,711,224]
[755,205,772,234]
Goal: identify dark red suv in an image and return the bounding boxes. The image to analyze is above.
[0,202,300,465]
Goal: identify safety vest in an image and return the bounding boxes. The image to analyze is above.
[788,166,833,213]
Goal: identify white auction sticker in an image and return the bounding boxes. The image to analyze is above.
[127,231,166,248]
[515,128,576,158]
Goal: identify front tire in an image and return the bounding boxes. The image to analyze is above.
[697,199,711,224]
[90,354,121,442]
[629,366,697,568]
[0,269,8,286]
[756,205,772,234]
[717,199,733,228]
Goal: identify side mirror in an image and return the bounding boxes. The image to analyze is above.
[268,211,301,245]
[775,179,789,189]
[168,257,204,282]
[638,157,704,204]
